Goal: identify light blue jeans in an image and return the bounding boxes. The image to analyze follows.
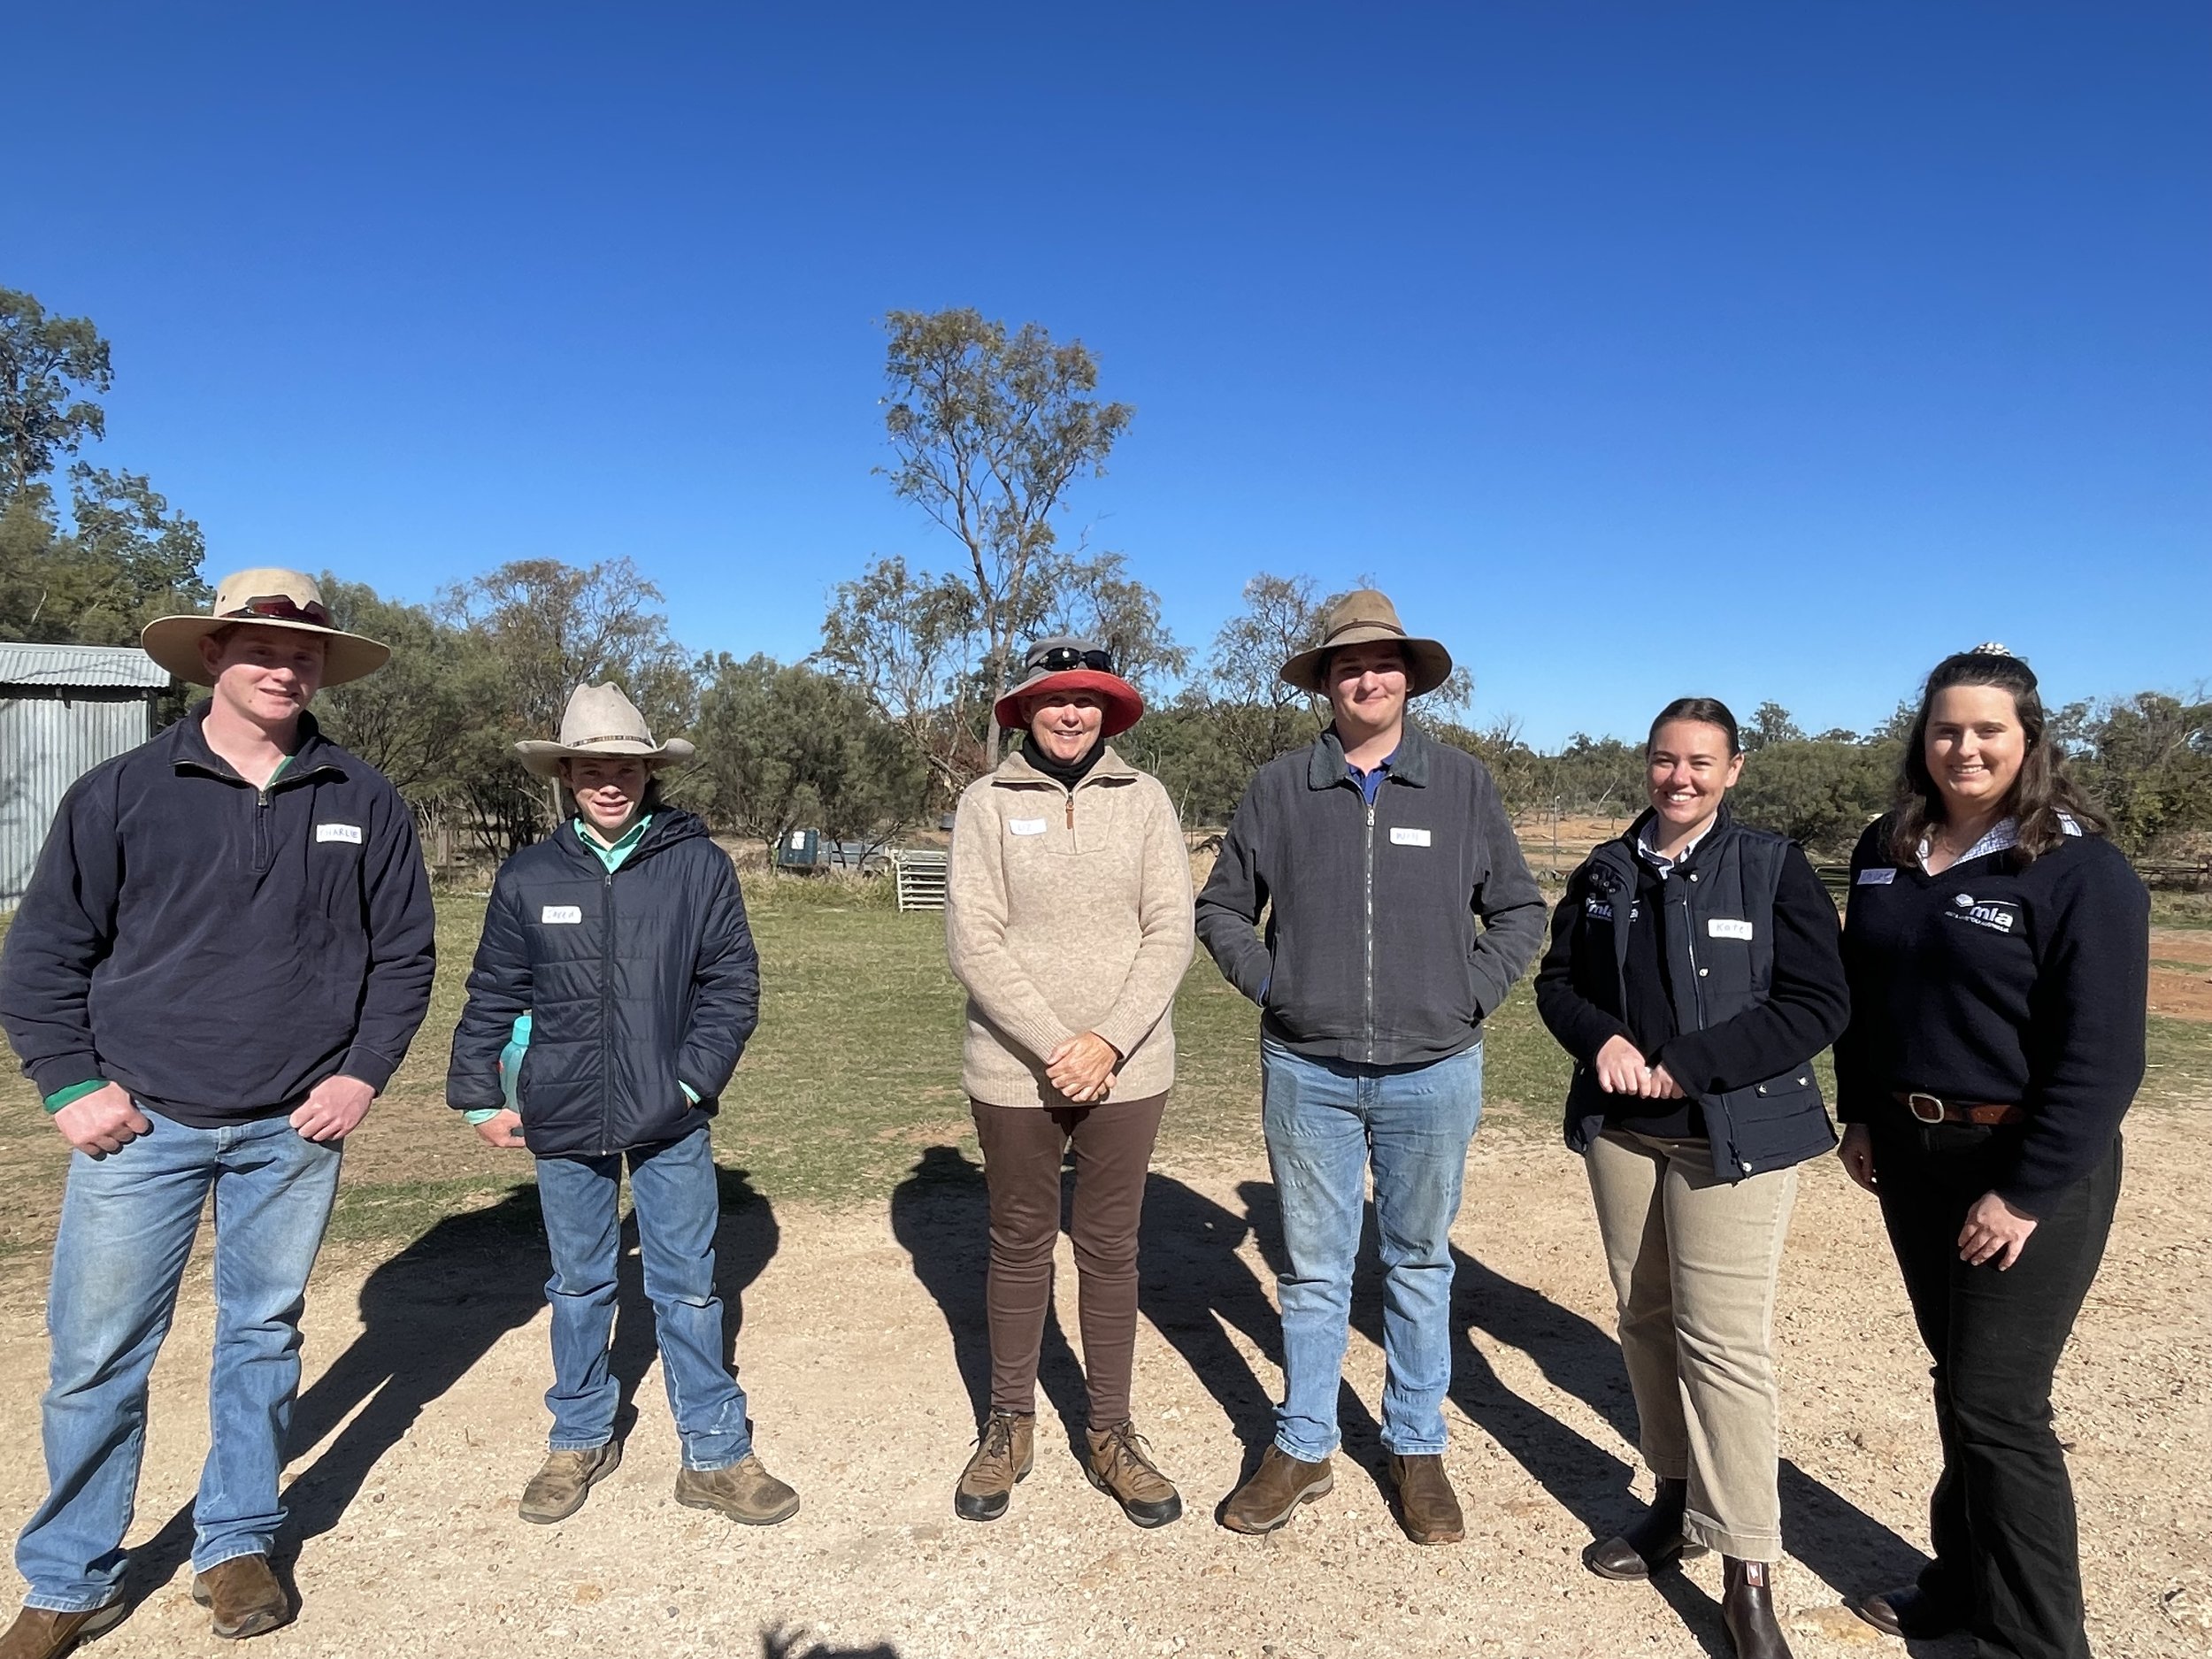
[1260,1036,1483,1462]
[19,1112,342,1612]
[534,1127,750,1469]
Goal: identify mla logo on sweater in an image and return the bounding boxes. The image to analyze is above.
[1947,893,2019,934]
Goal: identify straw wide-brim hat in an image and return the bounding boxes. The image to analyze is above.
[515,682,696,778]
[140,567,392,688]
[1279,588,1453,696]
[990,637,1145,736]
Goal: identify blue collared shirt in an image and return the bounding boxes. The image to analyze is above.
[1346,747,1400,805]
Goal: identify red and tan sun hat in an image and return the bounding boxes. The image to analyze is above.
[990,636,1144,736]
[140,567,392,687]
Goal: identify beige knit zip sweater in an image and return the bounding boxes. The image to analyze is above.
[946,745,1194,1108]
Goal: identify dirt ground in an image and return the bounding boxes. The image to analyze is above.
[2150,928,2212,1022]
[0,1106,2205,1659]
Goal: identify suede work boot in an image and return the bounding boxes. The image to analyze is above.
[190,1555,290,1641]
[1848,1583,1969,1641]
[1721,1557,1794,1659]
[1220,1445,1333,1535]
[673,1453,801,1525]
[1584,1475,1708,1579]
[1084,1420,1182,1529]
[0,1601,127,1659]
[1386,1453,1464,1546]
[955,1411,1035,1523]
[518,1442,622,1524]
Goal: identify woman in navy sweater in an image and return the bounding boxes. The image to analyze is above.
[1835,647,2147,1659]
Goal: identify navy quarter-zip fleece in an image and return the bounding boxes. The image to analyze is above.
[1196,722,1547,1066]
[0,703,437,1125]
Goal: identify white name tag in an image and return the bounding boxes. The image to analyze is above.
[541,905,583,925]
[1390,826,1432,847]
[1856,868,1896,886]
[1708,918,1754,941]
[1008,818,1048,836]
[316,823,363,844]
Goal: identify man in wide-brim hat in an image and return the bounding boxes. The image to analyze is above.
[0,568,436,1651]
[1195,588,1547,1545]
[448,683,799,1530]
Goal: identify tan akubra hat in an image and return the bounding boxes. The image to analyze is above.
[514,683,696,778]
[1278,588,1453,696]
[140,567,392,687]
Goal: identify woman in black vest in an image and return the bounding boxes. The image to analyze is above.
[1537,697,1848,1659]
[1835,648,2146,1659]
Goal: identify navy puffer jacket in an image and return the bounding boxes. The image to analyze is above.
[446,810,758,1157]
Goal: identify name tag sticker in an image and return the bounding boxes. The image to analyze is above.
[1390,826,1432,847]
[1008,818,1048,837]
[1856,868,1896,886]
[316,823,363,844]
[541,905,583,925]
[1708,918,1755,941]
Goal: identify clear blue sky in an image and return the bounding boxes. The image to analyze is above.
[6,3,2206,746]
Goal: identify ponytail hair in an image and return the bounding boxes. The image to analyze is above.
[1887,645,2101,866]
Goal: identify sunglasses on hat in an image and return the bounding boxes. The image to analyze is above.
[1031,645,1114,674]
[224,594,335,628]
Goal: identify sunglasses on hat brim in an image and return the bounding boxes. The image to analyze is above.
[224,595,335,629]
[1030,646,1114,674]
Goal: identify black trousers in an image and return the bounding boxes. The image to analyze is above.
[1871,1117,2122,1659]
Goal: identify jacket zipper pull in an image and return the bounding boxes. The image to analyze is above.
[1066,791,1075,831]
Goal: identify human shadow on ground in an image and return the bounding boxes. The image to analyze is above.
[763,1625,902,1658]
[118,1163,778,1614]
[889,1146,1090,1459]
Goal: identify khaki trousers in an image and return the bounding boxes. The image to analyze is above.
[1586,1128,1798,1561]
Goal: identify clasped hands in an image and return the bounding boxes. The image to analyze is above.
[1592,1035,1685,1101]
[1046,1031,1120,1104]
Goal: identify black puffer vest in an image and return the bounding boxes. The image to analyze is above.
[1563,812,1833,1180]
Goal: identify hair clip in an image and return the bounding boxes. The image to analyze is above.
[1968,641,2012,657]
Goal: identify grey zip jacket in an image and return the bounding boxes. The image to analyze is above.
[1195,722,1547,1066]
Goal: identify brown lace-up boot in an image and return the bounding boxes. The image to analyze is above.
[954,1410,1034,1522]
[672,1453,801,1525]
[518,1442,622,1524]
[1084,1420,1182,1528]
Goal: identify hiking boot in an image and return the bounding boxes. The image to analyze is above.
[1220,1445,1333,1534]
[0,1601,127,1659]
[1084,1420,1182,1529]
[955,1410,1035,1522]
[518,1442,622,1524]
[673,1453,801,1525]
[1386,1453,1464,1545]
[1585,1475,1707,1579]
[190,1555,290,1641]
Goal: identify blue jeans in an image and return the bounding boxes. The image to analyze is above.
[534,1127,749,1469]
[1260,1037,1483,1461]
[18,1112,342,1612]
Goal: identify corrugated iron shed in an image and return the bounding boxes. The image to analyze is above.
[3,643,172,908]
[0,641,172,688]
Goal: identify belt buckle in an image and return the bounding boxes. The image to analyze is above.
[1906,1092,1947,1125]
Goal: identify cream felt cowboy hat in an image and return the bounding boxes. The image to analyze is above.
[514,683,696,778]
[140,568,392,688]
[1278,588,1453,696]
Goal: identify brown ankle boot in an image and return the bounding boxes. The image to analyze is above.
[1722,1557,1794,1659]
[190,1555,291,1640]
[0,1601,127,1659]
[1084,1420,1182,1528]
[672,1453,801,1525]
[1386,1454,1464,1545]
[1585,1476,1707,1579]
[955,1410,1034,1522]
[1219,1445,1333,1534]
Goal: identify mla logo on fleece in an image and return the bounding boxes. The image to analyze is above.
[1947,892,2020,934]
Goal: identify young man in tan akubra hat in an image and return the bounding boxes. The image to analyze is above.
[1196,588,1546,1545]
[0,568,435,1652]
[448,684,798,1529]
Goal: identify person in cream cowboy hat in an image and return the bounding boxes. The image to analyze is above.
[0,565,435,1650]
[448,683,795,1530]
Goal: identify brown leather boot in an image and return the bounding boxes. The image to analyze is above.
[518,1442,622,1524]
[1084,1420,1182,1529]
[1386,1453,1464,1545]
[1219,1445,1333,1535]
[1721,1557,1794,1659]
[190,1555,290,1641]
[1584,1476,1707,1579]
[672,1453,801,1525]
[1848,1583,1969,1640]
[955,1411,1035,1523]
[0,1601,127,1659]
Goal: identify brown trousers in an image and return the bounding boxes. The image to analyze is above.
[970,1092,1167,1427]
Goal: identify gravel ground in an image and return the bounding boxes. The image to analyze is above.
[0,1108,2204,1659]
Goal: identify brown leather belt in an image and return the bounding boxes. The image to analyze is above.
[1894,1091,2027,1126]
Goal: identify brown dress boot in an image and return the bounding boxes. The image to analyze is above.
[190,1555,291,1641]
[1220,1445,1333,1535]
[1722,1557,1794,1659]
[1848,1583,1969,1640]
[0,1601,127,1659]
[1386,1453,1464,1545]
[1584,1475,1706,1579]
[1084,1420,1182,1529]
[954,1410,1034,1523]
